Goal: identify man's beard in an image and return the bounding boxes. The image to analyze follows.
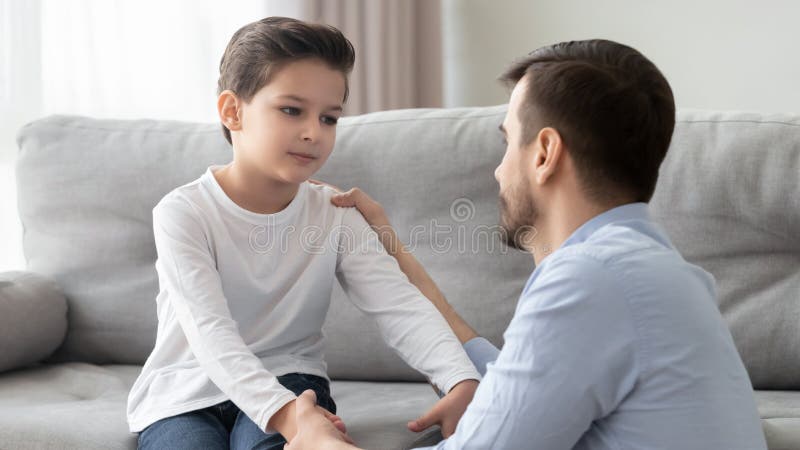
[498,181,538,251]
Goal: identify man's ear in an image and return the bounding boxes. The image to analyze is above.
[530,127,564,186]
[217,90,243,132]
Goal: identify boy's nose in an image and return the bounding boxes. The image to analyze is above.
[301,119,321,142]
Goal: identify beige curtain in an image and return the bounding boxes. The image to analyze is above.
[265,0,443,115]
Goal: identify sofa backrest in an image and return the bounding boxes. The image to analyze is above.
[649,110,800,390]
[14,106,529,383]
[15,106,800,388]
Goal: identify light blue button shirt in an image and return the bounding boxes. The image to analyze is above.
[419,203,766,450]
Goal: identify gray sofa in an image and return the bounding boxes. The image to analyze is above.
[1,105,797,449]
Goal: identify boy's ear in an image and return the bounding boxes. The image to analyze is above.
[217,90,243,132]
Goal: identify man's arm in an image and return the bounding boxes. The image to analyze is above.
[334,206,480,391]
[334,203,481,436]
[423,255,639,449]
[328,187,478,344]
[286,251,639,450]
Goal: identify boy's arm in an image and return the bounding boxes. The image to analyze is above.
[329,187,478,344]
[153,197,297,439]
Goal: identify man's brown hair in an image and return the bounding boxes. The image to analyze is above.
[217,17,355,145]
[500,39,675,203]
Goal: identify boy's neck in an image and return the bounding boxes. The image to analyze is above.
[214,162,300,215]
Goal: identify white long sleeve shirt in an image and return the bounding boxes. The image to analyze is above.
[126,165,480,433]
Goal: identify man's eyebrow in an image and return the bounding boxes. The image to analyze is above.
[276,94,343,112]
[498,124,507,135]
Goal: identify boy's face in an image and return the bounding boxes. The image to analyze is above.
[231,58,346,185]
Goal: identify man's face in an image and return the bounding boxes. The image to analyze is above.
[235,58,345,185]
[495,77,539,250]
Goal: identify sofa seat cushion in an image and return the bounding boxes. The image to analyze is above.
[1,362,796,449]
[0,363,442,450]
[757,390,800,450]
[0,363,139,450]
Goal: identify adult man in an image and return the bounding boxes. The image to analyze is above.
[289,40,767,450]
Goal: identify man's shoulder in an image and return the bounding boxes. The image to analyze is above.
[573,221,671,260]
[549,222,717,311]
[553,221,694,283]
[525,249,623,308]
[527,222,695,308]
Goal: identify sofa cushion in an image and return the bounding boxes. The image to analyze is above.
[649,110,800,390]
[0,271,67,372]
[0,363,789,449]
[756,391,800,450]
[0,363,139,450]
[0,363,442,450]
[16,117,232,364]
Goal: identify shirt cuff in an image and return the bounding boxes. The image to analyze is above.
[439,368,481,394]
[257,391,299,434]
[463,336,500,377]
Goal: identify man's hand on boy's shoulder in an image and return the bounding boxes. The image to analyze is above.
[408,379,479,438]
[309,179,388,227]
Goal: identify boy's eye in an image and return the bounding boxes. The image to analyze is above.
[280,107,301,116]
[321,116,339,126]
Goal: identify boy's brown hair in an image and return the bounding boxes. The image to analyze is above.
[217,17,355,145]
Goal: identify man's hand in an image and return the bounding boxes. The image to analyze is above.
[313,179,480,344]
[283,390,360,450]
[309,180,388,227]
[269,397,349,443]
[331,187,386,226]
[408,379,479,438]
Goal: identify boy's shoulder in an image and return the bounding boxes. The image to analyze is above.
[305,181,337,200]
[304,181,343,212]
[153,174,206,222]
[304,182,369,228]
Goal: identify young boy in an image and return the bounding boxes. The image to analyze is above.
[126,17,480,450]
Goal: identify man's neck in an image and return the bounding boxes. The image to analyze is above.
[530,196,632,266]
[214,162,299,215]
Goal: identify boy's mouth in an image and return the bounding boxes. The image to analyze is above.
[288,152,318,164]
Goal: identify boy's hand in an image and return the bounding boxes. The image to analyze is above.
[284,390,359,450]
[269,399,298,441]
[269,397,349,443]
[408,379,478,438]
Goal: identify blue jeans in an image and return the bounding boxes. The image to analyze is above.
[137,373,336,450]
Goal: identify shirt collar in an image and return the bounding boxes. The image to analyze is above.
[559,202,651,250]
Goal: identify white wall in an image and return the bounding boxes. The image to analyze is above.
[0,0,265,272]
[442,0,800,113]
[2,0,798,272]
